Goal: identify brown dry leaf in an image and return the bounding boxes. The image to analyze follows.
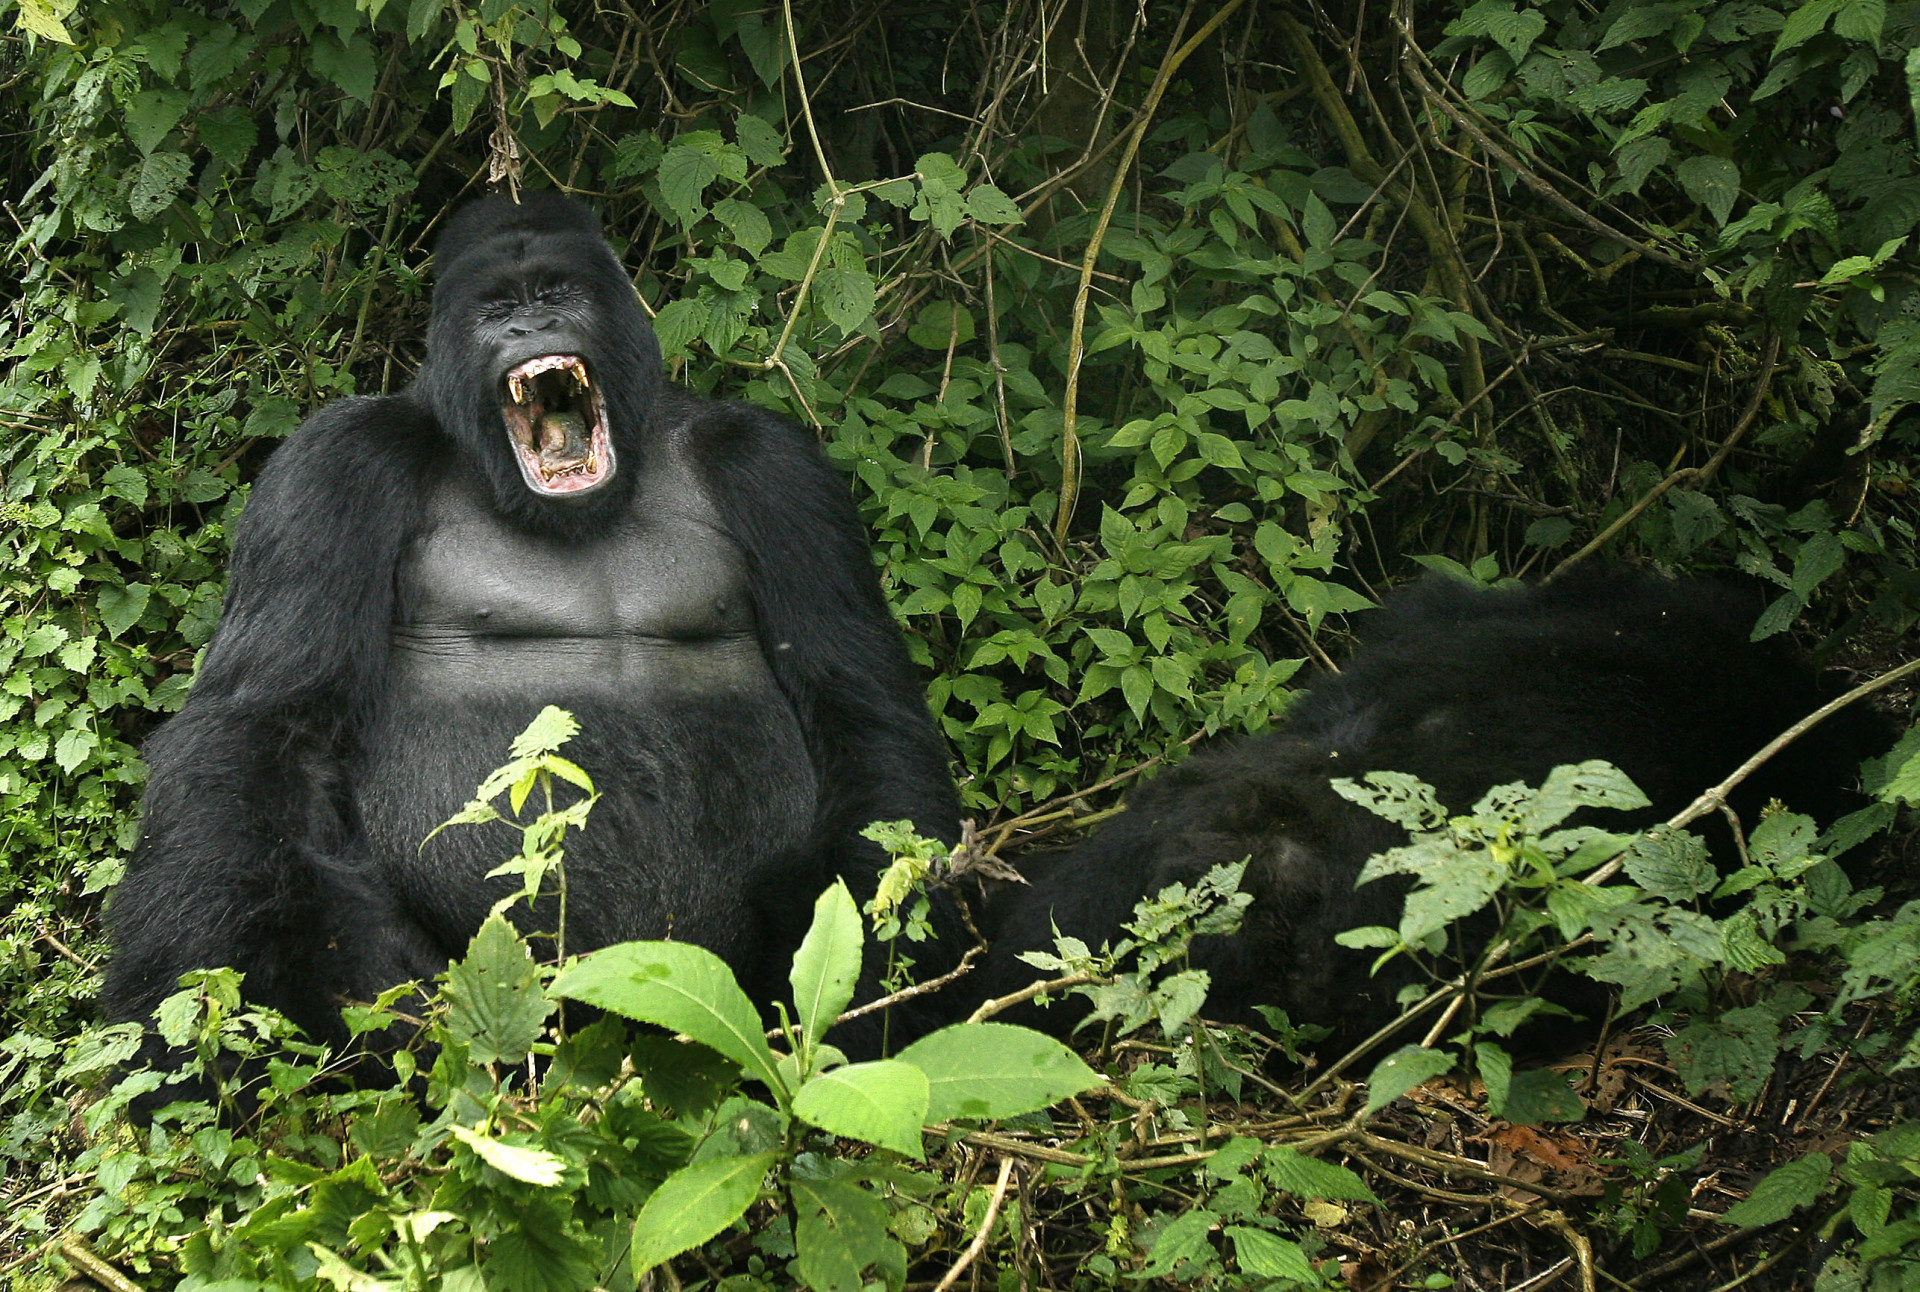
[1488,1125,1582,1172]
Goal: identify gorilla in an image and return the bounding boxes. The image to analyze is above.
[103,193,959,1070]
[974,571,1899,1037]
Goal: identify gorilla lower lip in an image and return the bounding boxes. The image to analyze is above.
[500,354,615,497]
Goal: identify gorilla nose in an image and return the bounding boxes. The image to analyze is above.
[506,313,563,337]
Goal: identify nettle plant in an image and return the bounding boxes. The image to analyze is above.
[57,709,1099,1291]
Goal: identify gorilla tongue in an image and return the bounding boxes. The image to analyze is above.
[535,408,591,472]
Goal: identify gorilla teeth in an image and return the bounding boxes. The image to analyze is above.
[509,375,528,404]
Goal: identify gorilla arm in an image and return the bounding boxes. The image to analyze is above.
[102,398,445,1047]
[697,401,962,904]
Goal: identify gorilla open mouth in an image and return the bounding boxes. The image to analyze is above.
[500,355,615,497]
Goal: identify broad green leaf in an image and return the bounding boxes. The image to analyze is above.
[896,1022,1101,1121]
[1721,1151,1832,1227]
[1476,1042,1513,1117]
[510,705,580,758]
[1226,1227,1316,1280]
[1500,1069,1586,1125]
[789,881,863,1057]
[1136,1207,1219,1279]
[1675,155,1740,226]
[1261,1146,1379,1202]
[553,941,785,1095]
[447,1125,566,1186]
[126,87,189,155]
[792,1059,928,1158]
[1364,1045,1455,1116]
[129,152,193,222]
[791,1175,898,1292]
[630,1151,776,1273]
[657,144,720,226]
[1624,829,1716,899]
[965,183,1024,225]
[442,914,551,1067]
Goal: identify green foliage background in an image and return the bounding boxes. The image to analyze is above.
[0,0,1918,1279]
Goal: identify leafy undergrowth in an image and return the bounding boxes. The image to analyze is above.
[1,710,1917,1291]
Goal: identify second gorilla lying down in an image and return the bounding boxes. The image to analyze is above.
[975,571,1898,1035]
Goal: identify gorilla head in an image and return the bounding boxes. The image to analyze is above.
[415,192,663,533]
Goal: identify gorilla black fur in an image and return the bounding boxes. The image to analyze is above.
[103,193,960,1070]
[975,571,1897,1036]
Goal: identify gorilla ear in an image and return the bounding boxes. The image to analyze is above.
[434,192,603,274]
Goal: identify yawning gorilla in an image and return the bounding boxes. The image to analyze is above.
[103,193,959,1068]
[973,571,1898,1037]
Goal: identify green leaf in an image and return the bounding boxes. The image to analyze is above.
[1623,829,1717,899]
[510,705,579,758]
[1136,1207,1219,1279]
[447,1124,566,1186]
[1500,1069,1586,1125]
[1835,0,1886,43]
[1225,1227,1316,1280]
[792,1176,898,1292]
[1476,1042,1513,1117]
[1364,1045,1455,1116]
[657,145,721,226]
[1774,0,1840,56]
[710,197,772,258]
[1262,1146,1380,1202]
[815,267,875,334]
[129,152,194,222]
[1720,1152,1832,1227]
[789,880,863,1056]
[1792,531,1846,599]
[1675,155,1740,226]
[553,941,785,1095]
[54,725,97,773]
[443,914,551,1067]
[964,183,1024,225]
[97,583,150,639]
[895,1022,1101,1121]
[906,301,975,349]
[734,113,788,167]
[792,1060,929,1158]
[126,88,189,155]
[630,1151,777,1273]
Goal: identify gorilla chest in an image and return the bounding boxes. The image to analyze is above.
[390,464,769,700]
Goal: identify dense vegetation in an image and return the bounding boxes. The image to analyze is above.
[1,0,1918,1287]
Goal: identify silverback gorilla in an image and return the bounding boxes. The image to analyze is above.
[103,193,959,1068]
[974,571,1897,1037]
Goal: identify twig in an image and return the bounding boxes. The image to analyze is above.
[1549,332,1778,580]
[933,1156,1014,1292]
[826,945,986,1030]
[1055,0,1252,545]
[1584,654,1920,884]
[59,1235,142,1292]
[966,971,1111,1023]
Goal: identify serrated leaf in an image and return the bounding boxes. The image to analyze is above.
[657,145,720,226]
[1721,1151,1832,1227]
[792,1176,896,1292]
[814,267,875,334]
[1226,1227,1316,1280]
[1262,1146,1379,1201]
[1623,829,1717,899]
[54,726,97,773]
[126,88,189,155]
[790,881,862,1055]
[1364,1044,1455,1116]
[710,197,772,258]
[630,1151,776,1273]
[447,1124,566,1186]
[1676,155,1741,226]
[964,183,1024,225]
[97,580,151,638]
[792,1059,928,1158]
[1500,1069,1586,1124]
[895,1022,1100,1121]
[553,941,785,1095]
[129,152,194,222]
[443,914,551,1067]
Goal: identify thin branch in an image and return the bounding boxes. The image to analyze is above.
[932,1156,1014,1292]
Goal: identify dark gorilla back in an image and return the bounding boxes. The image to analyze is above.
[973,571,1898,1036]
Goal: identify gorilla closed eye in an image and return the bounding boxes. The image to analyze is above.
[499,353,614,497]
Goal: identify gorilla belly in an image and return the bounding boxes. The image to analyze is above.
[353,462,818,969]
